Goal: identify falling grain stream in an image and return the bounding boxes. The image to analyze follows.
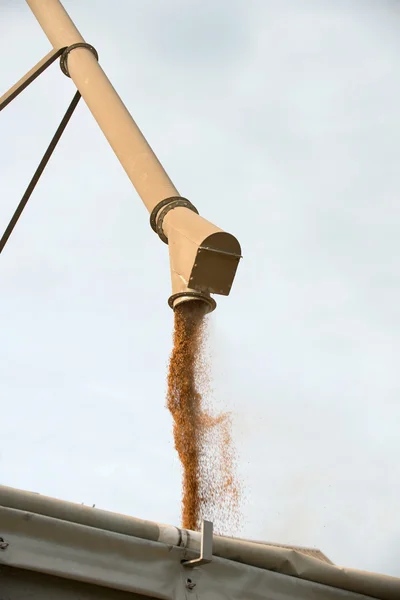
[167,301,241,533]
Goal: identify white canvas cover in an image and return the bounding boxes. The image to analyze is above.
[0,485,398,600]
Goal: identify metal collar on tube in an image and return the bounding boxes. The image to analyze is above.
[150,197,198,244]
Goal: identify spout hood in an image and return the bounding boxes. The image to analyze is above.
[152,202,241,312]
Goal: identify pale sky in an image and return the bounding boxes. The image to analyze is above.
[2,0,400,577]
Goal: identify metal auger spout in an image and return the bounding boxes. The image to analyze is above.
[151,199,241,313]
[21,0,242,311]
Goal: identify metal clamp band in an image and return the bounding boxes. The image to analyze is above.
[60,43,99,78]
[150,196,198,244]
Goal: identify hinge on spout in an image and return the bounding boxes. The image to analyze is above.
[182,520,213,567]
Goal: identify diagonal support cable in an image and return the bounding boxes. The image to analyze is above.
[0,42,98,254]
[0,90,81,253]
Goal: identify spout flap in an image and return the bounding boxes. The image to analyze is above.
[166,208,242,303]
[189,232,241,296]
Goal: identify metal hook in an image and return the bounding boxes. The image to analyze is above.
[182,520,213,567]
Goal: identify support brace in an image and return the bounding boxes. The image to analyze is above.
[0,43,97,254]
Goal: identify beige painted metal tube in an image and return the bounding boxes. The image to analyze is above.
[25,0,178,212]
[25,0,241,308]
